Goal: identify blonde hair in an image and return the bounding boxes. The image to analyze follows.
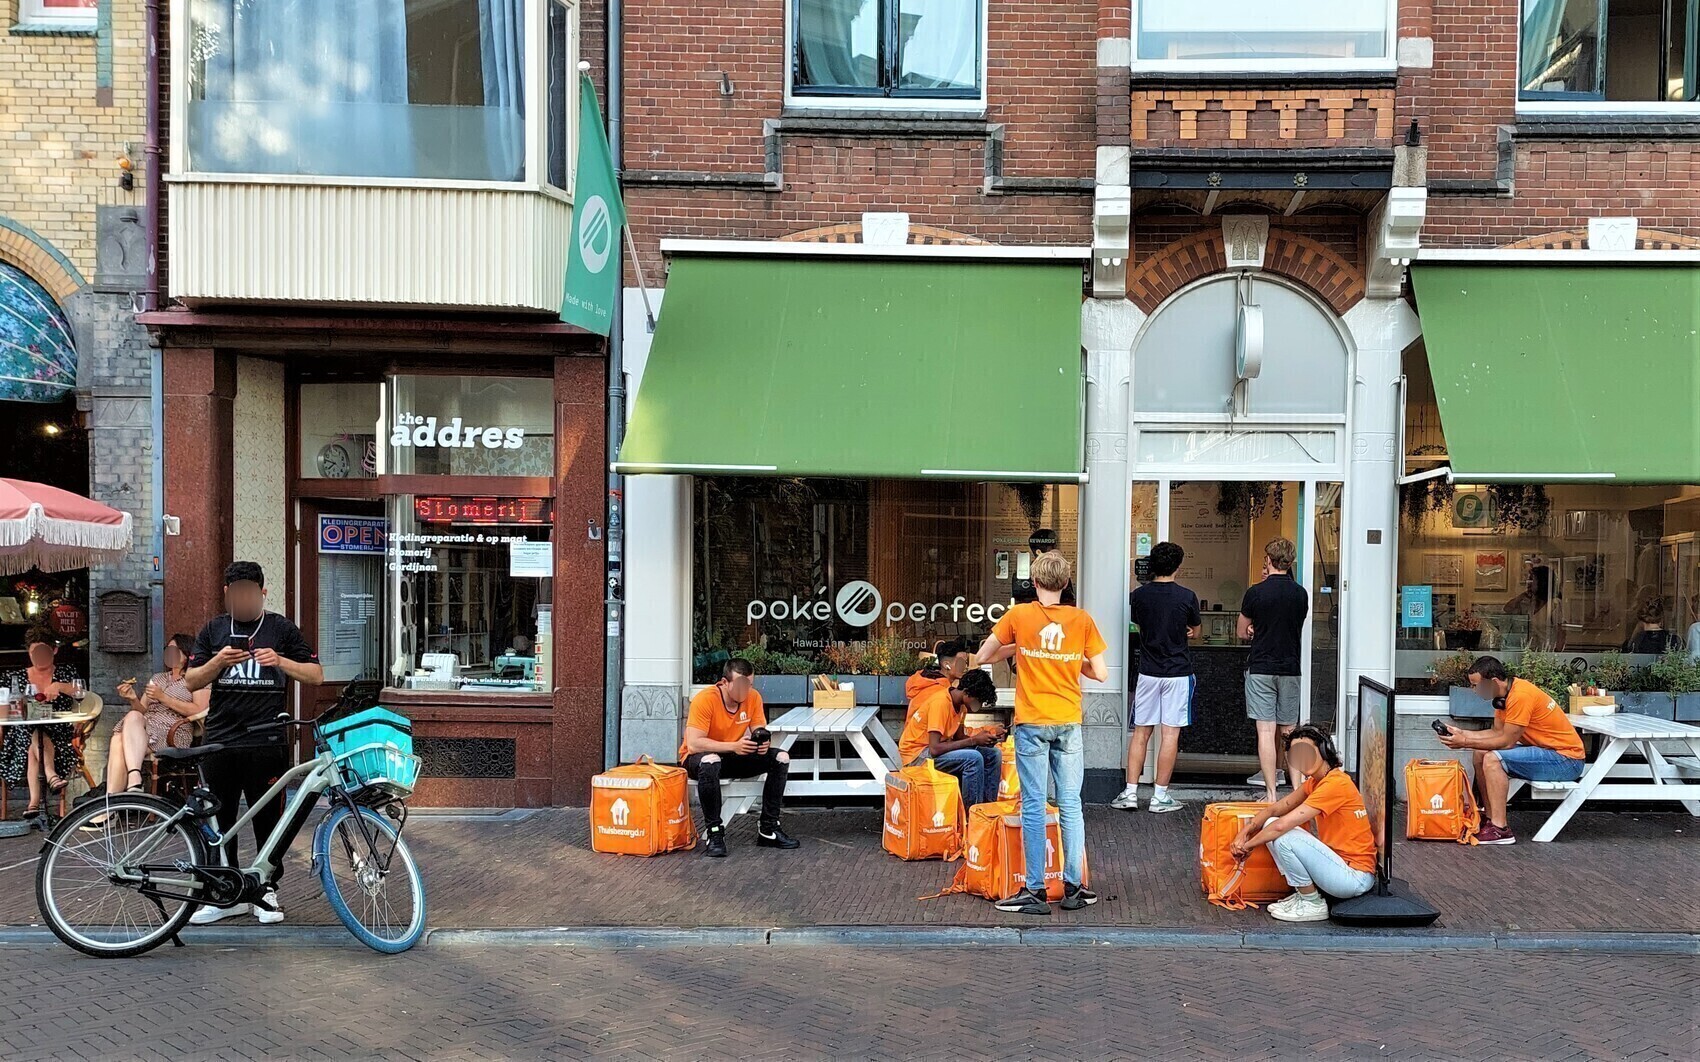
[1030,550,1072,592]
[1264,538,1297,572]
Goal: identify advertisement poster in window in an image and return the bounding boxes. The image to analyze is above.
[1474,550,1507,592]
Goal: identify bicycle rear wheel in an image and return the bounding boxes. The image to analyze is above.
[36,794,207,958]
[314,804,426,953]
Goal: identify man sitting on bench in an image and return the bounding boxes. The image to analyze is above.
[1437,655,1586,846]
[680,659,800,858]
[899,667,1005,807]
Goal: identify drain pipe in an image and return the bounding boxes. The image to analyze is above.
[144,0,166,657]
[602,0,626,769]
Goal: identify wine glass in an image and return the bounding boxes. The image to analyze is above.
[71,678,86,701]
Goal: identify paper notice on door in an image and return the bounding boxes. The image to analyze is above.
[510,540,554,577]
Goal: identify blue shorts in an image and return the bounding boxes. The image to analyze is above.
[1497,745,1585,782]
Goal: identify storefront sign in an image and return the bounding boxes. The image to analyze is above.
[1400,585,1433,628]
[390,412,526,451]
[319,515,388,554]
[509,540,554,577]
[745,581,1008,630]
[415,496,552,525]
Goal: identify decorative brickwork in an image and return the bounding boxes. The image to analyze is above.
[1127,225,1365,315]
[1502,228,1700,251]
[0,223,83,301]
[1132,88,1396,148]
[779,223,988,246]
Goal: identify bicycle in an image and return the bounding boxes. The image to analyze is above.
[35,709,425,958]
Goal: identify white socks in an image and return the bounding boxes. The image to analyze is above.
[1153,785,1169,801]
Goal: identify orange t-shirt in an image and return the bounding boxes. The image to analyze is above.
[1496,678,1584,760]
[992,601,1107,727]
[898,684,966,765]
[1300,768,1378,874]
[678,686,766,761]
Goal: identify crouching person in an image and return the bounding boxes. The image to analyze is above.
[680,659,799,858]
[898,667,1005,807]
[1230,725,1376,922]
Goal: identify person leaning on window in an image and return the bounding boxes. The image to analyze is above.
[1230,725,1378,923]
[1436,655,1586,846]
[680,658,799,858]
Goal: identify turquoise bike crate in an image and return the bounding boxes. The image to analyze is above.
[318,706,419,800]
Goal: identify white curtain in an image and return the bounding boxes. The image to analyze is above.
[479,0,526,181]
[796,0,876,88]
[194,0,412,176]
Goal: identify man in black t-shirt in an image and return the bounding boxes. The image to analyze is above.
[1238,538,1310,802]
[184,561,322,925]
[1011,528,1076,607]
[1113,542,1200,814]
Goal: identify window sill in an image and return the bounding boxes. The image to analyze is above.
[781,104,987,122]
[382,687,553,716]
[9,22,98,37]
[1128,69,1396,87]
[1513,108,1700,141]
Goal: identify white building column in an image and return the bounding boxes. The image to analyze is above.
[1078,298,1144,778]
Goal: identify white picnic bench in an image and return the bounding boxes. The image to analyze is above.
[721,704,903,818]
[1506,712,1700,842]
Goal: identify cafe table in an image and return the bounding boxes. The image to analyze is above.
[0,700,102,838]
[1507,711,1700,842]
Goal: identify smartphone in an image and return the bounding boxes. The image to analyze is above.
[228,635,252,653]
[1431,719,1452,736]
[749,726,771,746]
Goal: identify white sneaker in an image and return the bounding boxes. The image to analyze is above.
[1148,793,1185,814]
[254,890,284,925]
[1268,891,1330,923]
[1109,786,1139,811]
[189,902,252,925]
[1246,770,1288,787]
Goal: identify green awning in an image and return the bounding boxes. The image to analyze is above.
[616,254,1084,480]
[1411,263,1700,483]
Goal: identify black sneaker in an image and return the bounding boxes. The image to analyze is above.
[1061,883,1099,911]
[704,826,728,858]
[755,825,800,849]
[994,887,1051,916]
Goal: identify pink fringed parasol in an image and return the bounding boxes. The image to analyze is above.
[0,478,133,575]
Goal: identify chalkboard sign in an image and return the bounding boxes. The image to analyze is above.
[98,590,149,654]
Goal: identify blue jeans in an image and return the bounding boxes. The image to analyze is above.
[927,746,1002,807]
[1013,723,1085,892]
[1497,745,1585,781]
[1269,828,1375,898]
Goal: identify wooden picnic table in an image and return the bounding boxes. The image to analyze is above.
[721,705,903,818]
[1507,711,1700,842]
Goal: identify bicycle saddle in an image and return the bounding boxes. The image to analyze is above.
[154,742,226,762]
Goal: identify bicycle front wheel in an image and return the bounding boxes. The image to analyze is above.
[314,804,426,953]
[36,793,208,958]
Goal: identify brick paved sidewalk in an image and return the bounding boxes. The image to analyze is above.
[1,803,1691,935]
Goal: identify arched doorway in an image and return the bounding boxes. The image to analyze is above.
[1126,273,1351,776]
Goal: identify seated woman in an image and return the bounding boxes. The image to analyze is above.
[0,627,83,820]
[1229,725,1377,922]
[101,634,206,798]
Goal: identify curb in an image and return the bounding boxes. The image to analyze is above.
[1,924,1692,955]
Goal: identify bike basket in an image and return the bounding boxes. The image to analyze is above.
[318,707,419,800]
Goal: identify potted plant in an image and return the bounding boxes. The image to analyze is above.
[736,645,815,705]
[1443,610,1485,651]
[1511,652,1575,705]
[1585,652,1631,695]
[1428,651,1488,718]
[1616,657,1676,719]
[821,642,880,704]
[1669,653,1700,723]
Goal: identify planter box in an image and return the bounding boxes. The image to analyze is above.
[878,676,914,706]
[1675,693,1700,723]
[832,675,879,705]
[1614,692,1676,720]
[1447,687,1494,720]
[751,675,808,706]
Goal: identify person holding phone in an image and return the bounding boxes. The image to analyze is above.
[1229,725,1377,922]
[184,561,322,924]
[679,658,798,858]
[898,667,1004,807]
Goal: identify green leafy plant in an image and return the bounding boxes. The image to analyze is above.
[1217,481,1286,520]
[1487,485,1551,533]
[1648,649,1700,694]
[1585,652,1631,692]
[733,645,818,676]
[1427,651,1475,689]
[1510,652,1574,703]
[822,637,923,676]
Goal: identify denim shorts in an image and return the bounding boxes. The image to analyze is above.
[1497,744,1585,781]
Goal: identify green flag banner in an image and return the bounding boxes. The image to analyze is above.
[561,74,627,334]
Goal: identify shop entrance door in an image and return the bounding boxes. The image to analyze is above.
[1129,478,1344,777]
[296,500,387,734]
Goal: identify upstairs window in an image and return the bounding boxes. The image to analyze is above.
[1520,0,1697,103]
[19,0,97,29]
[792,0,983,102]
[1134,1,1393,69]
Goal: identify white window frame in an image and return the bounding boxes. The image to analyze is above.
[168,0,578,200]
[1515,0,1700,114]
[1129,0,1399,74]
[783,0,988,113]
[19,0,98,28]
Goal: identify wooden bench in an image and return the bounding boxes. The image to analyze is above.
[716,705,902,819]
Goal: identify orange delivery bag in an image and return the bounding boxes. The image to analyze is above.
[1199,801,1289,910]
[995,735,1020,800]
[1404,759,1480,844]
[883,762,967,861]
[927,798,1083,902]
[590,756,696,856]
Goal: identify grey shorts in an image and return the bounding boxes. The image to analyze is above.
[1245,674,1301,724]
